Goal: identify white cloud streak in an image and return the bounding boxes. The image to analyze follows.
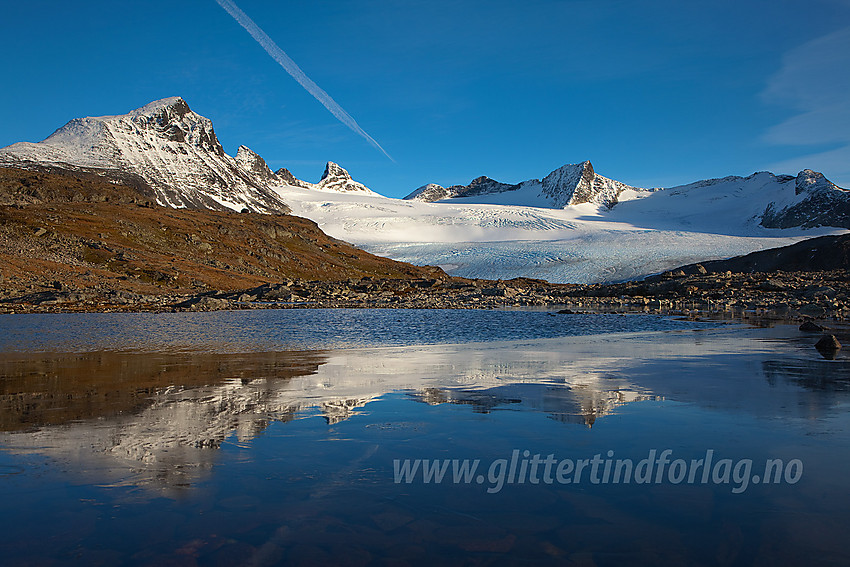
[762,26,850,186]
[214,0,394,162]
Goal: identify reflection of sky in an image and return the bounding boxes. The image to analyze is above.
[0,309,711,353]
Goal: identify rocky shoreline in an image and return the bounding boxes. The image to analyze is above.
[2,268,848,323]
[1,168,848,323]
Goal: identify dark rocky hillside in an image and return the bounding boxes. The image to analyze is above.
[669,234,850,275]
[0,167,445,297]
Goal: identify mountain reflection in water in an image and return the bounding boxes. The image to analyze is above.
[3,327,849,494]
[1,322,850,565]
[0,340,662,491]
[0,350,327,432]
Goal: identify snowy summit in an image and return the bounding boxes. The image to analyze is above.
[405,161,652,210]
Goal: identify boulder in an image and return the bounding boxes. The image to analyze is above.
[815,334,842,352]
[799,320,826,332]
[174,295,231,311]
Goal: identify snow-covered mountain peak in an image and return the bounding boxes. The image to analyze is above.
[405,160,647,209]
[236,145,277,183]
[322,161,350,180]
[0,97,290,213]
[316,161,372,193]
[406,183,447,201]
[756,169,850,229]
[539,161,591,207]
[275,167,311,189]
[120,96,224,156]
[469,175,497,187]
[795,169,844,196]
[543,161,590,181]
[129,96,189,117]
[542,160,645,209]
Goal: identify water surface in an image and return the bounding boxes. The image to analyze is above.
[0,308,709,352]
[0,310,848,565]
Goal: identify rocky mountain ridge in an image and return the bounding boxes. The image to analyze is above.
[0,97,372,215]
[406,163,850,231]
[406,161,647,209]
[761,169,850,229]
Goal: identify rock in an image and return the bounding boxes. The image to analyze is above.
[815,334,841,352]
[799,320,826,332]
[799,303,827,318]
[174,296,231,311]
[760,279,788,291]
[108,290,142,304]
[803,286,836,299]
[275,167,311,188]
[32,292,66,305]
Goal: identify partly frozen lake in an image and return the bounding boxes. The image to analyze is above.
[0,310,848,565]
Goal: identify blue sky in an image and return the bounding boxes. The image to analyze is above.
[1,0,848,197]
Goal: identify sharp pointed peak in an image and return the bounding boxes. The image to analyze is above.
[236,145,260,158]
[235,145,276,182]
[317,161,372,193]
[321,161,352,181]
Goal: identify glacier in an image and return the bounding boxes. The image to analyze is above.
[273,180,843,283]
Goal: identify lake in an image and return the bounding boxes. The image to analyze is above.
[0,309,848,565]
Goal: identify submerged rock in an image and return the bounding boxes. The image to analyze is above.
[815,334,842,352]
[799,320,826,332]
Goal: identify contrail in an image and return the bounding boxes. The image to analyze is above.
[214,0,394,161]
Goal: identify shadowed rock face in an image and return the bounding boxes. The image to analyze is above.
[671,234,850,274]
[761,170,850,229]
[565,160,599,205]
